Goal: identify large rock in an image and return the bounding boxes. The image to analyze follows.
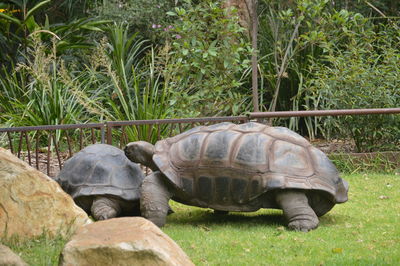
[0,244,28,266]
[0,148,91,240]
[59,217,194,266]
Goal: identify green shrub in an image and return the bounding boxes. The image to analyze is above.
[162,0,252,117]
[91,0,178,42]
[300,23,400,152]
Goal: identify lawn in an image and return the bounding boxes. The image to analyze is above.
[3,173,400,265]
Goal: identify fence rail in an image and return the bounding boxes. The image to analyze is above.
[1,108,399,176]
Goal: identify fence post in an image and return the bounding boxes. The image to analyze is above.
[106,122,113,145]
[100,123,106,144]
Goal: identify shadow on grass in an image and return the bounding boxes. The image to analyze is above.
[167,207,349,230]
[167,208,286,227]
[319,212,349,228]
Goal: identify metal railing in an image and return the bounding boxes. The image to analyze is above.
[1,108,399,176]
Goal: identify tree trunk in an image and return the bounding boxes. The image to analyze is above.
[223,0,259,112]
[222,0,252,34]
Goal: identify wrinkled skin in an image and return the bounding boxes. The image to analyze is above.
[90,196,140,221]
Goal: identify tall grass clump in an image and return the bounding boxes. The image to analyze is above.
[73,23,172,143]
[0,35,88,128]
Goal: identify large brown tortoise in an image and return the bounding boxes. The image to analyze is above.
[56,144,145,221]
[124,122,349,231]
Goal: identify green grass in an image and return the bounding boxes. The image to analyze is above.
[164,173,400,265]
[1,234,66,266]
[2,173,399,265]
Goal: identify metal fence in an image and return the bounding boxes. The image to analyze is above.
[1,108,399,176]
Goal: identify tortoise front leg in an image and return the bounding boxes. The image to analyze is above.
[91,196,122,220]
[275,190,319,232]
[140,171,172,227]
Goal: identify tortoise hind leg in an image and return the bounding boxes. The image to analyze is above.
[275,190,319,232]
[91,196,122,220]
[140,171,173,227]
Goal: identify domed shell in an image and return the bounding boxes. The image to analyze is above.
[56,144,144,201]
[153,122,348,206]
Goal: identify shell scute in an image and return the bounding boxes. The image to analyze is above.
[206,122,235,131]
[197,176,213,202]
[203,130,240,162]
[171,132,207,164]
[231,178,248,203]
[264,126,309,146]
[232,133,272,172]
[215,177,230,203]
[270,140,313,177]
[91,163,112,184]
[233,122,267,132]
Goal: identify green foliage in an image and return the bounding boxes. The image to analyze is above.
[300,22,400,152]
[163,0,252,117]
[0,0,110,68]
[0,0,51,65]
[0,36,87,127]
[257,0,399,152]
[71,23,172,142]
[1,233,67,265]
[91,0,178,42]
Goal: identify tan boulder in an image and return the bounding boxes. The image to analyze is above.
[59,217,194,266]
[0,148,91,240]
[0,244,28,266]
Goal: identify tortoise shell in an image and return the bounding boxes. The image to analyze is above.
[56,144,144,201]
[153,122,348,209]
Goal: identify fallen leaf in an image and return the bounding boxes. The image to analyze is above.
[332,248,343,254]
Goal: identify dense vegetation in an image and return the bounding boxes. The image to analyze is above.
[0,0,399,152]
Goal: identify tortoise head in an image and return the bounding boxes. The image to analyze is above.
[124,141,158,171]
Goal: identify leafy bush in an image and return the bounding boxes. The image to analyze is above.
[300,23,400,152]
[91,0,178,42]
[162,0,252,117]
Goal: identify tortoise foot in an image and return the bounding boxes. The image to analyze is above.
[91,196,121,221]
[275,190,319,232]
[288,216,319,232]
